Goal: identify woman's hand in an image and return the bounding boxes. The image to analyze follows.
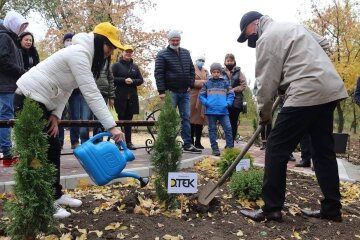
[47,115,59,137]
[125,78,133,84]
[109,127,125,142]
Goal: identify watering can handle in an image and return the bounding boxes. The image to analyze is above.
[89,132,128,149]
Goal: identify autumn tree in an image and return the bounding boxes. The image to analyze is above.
[303,0,360,132]
[34,0,167,101]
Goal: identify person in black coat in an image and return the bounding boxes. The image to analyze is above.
[112,45,144,149]
[18,31,40,70]
[0,11,28,165]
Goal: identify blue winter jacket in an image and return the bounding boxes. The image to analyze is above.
[199,77,234,115]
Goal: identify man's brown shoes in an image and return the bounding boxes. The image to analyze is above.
[240,209,282,222]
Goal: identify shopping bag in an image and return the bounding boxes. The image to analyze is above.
[109,106,118,121]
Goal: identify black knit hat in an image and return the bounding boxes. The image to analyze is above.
[63,32,74,43]
[237,11,263,43]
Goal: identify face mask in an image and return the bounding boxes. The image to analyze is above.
[64,41,72,48]
[196,60,204,69]
[169,44,179,50]
[225,64,235,71]
[247,34,258,48]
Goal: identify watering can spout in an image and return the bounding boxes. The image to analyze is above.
[117,172,149,188]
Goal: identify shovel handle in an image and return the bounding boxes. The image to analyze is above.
[216,96,281,187]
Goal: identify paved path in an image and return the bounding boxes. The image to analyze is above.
[1,133,359,192]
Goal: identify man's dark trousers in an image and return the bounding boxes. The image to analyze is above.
[262,101,341,217]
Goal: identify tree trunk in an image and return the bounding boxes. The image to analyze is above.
[336,102,344,133]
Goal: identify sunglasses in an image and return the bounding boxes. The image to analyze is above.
[198,59,205,62]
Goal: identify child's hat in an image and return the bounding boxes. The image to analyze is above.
[210,62,222,72]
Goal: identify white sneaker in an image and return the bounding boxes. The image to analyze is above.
[55,195,82,207]
[53,203,71,219]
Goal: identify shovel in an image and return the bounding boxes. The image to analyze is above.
[198,97,281,205]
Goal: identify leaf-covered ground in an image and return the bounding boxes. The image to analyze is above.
[1,158,360,240]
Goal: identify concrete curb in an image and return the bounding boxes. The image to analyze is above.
[0,155,208,193]
[1,155,357,193]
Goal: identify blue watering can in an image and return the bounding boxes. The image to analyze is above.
[73,132,148,187]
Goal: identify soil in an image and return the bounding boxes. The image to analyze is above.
[1,159,359,240]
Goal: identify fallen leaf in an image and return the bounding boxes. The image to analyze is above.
[105,222,122,230]
[42,235,58,240]
[117,232,126,239]
[89,230,103,238]
[60,233,72,240]
[162,234,184,240]
[293,231,302,239]
[236,230,244,236]
[158,223,165,228]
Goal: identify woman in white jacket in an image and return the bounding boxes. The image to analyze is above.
[13,22,125,219]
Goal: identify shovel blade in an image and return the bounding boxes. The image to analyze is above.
[198,183,220,205]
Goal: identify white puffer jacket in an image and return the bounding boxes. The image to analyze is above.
[16,32,116,130]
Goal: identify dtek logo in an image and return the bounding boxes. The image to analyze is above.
[170,178,195,188]
[168,172,198,193]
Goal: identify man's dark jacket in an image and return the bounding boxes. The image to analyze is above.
[154,46,195,94]
[0,25,25,93]
[112,58,144,116]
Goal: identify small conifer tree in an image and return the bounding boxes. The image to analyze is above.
[5,98,57,240]
[150,91,182,205]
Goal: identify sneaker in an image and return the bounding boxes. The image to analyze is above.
[53,203,71,219]
[55,195,82,207]
[2,155,18,167]
[194,143,205,149]
[212,149,221,156]
[183,145,202,154]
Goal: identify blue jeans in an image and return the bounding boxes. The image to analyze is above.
[0,93,14,156]
[59,92,92,145]
[171,91,192,148]
[207,114,233,151]
[79,100,93,143]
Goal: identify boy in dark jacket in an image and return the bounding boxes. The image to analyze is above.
[199,63,234,156]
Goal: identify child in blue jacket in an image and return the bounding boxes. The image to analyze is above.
[199,62,235,156]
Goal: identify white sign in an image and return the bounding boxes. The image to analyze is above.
[167,172,198,194]
[236,159,251,172]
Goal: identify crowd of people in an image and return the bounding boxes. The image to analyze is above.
[0,9,356,224]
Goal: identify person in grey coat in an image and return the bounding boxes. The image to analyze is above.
[237,11,348,223]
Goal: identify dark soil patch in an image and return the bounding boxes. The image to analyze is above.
[1,167,360,239]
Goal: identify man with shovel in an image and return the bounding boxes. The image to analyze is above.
[237,11,348,222]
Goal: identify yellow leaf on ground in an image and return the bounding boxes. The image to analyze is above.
[77,178,91,189]
[60,233,72,240]
[236,230,244,236]
[256,199,265,207]
[89,230,103,238]
[162,234,184,240]
[117,232,126,239]
[42,235,58,240]
[105,222,122,230]
[293,231,302,239]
